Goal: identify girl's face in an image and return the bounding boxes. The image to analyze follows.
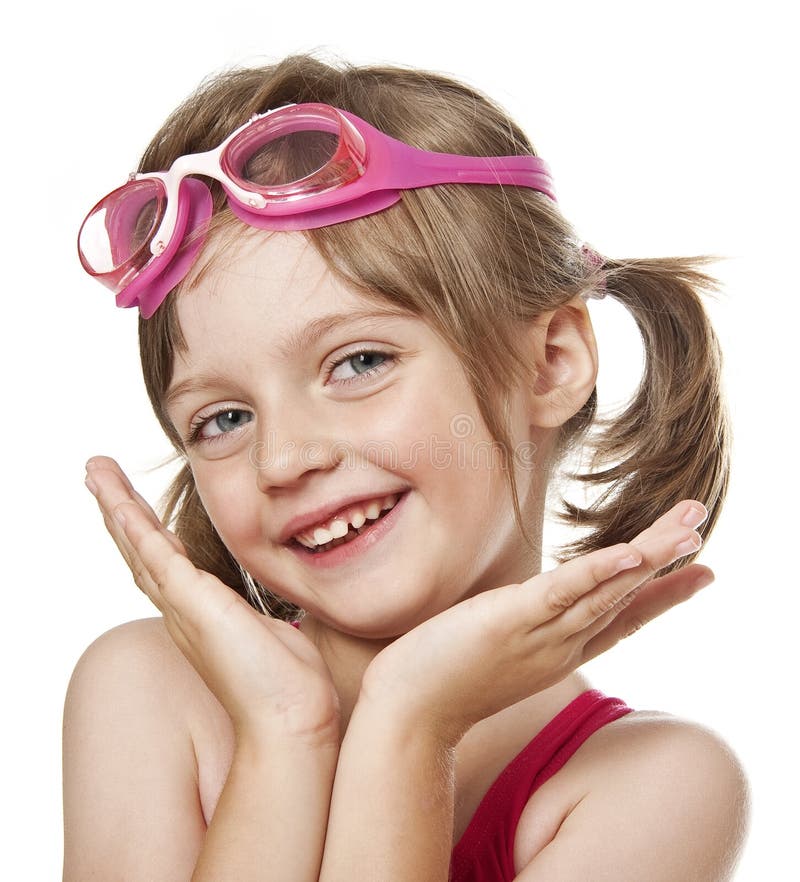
[165,232,542,638]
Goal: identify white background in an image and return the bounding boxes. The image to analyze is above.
[1,1,795,878]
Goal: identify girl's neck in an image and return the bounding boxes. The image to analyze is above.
[296,615,394,739]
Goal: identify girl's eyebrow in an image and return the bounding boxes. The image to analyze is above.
[276,306,411,359]
[164,372,232,411]
[164,306,411,410]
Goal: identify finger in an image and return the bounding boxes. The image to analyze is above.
[85,460,188,578]
[98,506,136,571]
[581,564,715,660]
[523,499,708,626]
[86,467,189,614]
[541,499,707,634]
[556,499,707,625]
[517,544,641,631]
[628,499,709,546]
[560,520,704,634]
[103,494,274,676]
[86,457,160,524]
[523,514,702,634]
[112,499,201,612]
[578,561,711,645]
[112,505,319,678]
[86,457,185,553]
[85,467,162,595]
[86,476,146,582]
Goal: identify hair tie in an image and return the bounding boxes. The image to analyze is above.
[580,244,607,300]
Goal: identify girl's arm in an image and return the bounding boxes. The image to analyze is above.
[68,458,342,881]
[63,618,339,882]
[192,729,339,882]
[317,501,721,881]
[319,697,456,881]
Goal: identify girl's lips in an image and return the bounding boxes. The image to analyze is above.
[286,489,411,568]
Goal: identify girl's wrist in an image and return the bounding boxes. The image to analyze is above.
[359,653,471,748]
[234,713,342,757]
[230,684,343,753]
[353,685,467,750]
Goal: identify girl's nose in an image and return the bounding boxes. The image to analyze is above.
[251,426,348,491]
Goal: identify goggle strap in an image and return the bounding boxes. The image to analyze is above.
[380,139,555,199]
[228,188,403,231]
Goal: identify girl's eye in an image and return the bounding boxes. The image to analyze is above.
[186,408,253,447]
[327,347,393,386]
[184,348,393,448]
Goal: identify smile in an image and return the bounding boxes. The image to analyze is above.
[287,489,411,568]
[293,492,404,549]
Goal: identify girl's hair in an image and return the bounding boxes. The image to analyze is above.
[137,53,729,619]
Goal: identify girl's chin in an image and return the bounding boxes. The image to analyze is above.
[295,596,450,642]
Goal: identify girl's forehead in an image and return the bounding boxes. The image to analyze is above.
[171,231,421,377]
[175,232,368,350]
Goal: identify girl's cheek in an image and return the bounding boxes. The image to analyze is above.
[192,469,252,536]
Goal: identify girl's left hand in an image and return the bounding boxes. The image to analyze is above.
[359,499,712,746]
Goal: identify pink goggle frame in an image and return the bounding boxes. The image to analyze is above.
[78,102,556,318]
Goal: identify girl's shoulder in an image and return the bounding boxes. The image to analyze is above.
[66,615,199,710]
[66,614,227,769]
[65,616,234,824]
[512,701,749,875]
[533,701,742,798]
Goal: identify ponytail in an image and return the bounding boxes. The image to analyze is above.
[557,257,730,574]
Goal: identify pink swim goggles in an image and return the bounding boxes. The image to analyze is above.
[78,102,556,318]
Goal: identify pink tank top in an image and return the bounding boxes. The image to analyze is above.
[288,624,633,881]
[450,688,634,881]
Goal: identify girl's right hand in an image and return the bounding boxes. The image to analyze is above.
[84,456,340,747]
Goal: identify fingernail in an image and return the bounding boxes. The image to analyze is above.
[85,476,98,496]
[85,458,99,472]
[681,503,708,528]
[613,553,642,575]
[675,533,702,556]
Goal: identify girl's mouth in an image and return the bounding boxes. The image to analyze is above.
[286,489,411,568]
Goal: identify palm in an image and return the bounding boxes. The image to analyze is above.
[86,456,340,740]
[361,499,711,743]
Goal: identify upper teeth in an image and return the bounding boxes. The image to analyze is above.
[294,493,402,548]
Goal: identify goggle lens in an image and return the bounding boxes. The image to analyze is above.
[78,179,166,290]
[221,104,366,199]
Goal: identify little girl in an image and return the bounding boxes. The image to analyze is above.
[64,54,749,881]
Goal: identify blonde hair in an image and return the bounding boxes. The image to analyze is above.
[136,54,729,619]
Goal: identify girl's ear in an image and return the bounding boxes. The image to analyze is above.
[524,296,599,428]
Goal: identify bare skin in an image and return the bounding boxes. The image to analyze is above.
[64,233,749,881]
[69,460,744,881]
